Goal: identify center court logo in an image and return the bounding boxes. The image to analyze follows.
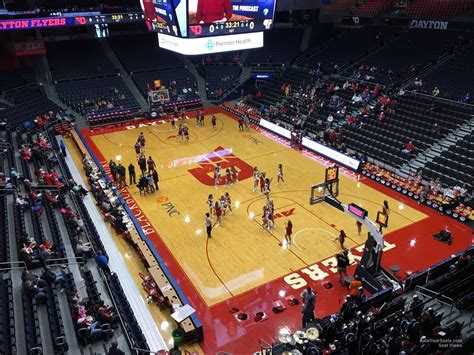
[188,146,253,186]
[205,39,216,51]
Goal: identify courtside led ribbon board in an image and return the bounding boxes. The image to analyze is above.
[259,119,361,171]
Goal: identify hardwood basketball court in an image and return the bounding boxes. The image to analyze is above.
[76,107,471,353]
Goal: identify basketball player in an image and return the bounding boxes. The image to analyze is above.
[219,195,227,216]
[147,156,156,172]
[134,141,141,160]
[264,177,272,198]
[211,115,217,130]
[266,199,275,230]
[252,167,259,192]
[284,220,293,248]
[214,164,221,188]
[259,173,266,194]
[177,122,183,140]
[224,192,232,215]
[215,201,222,226]
[277,164,285,185]
[199,109,205,126]
[205,213,212,238]
[207,194,215,215]
[238,116,244,131]
[262,206,270,230]
[335,230,347,249]
[356,221,362,236]
[225,169,231,187]
[171,114,177,130]
[183,124,190,142]
[230,166,238,184]
[138,132,146,154]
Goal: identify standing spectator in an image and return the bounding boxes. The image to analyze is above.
[59,140,67,157]
[117,163,126,188]
[108,340,125,355]
[302,297,315,329]
[138,155,147,177]
[109,160,118,183]
[128,163,136,185]
[300,287,316,306]
[336,250,350,286]
[95,252,111,274]
[151,169,159,191]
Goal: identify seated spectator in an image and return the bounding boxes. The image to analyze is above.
[15,193,30,210]
[42,266,65,290]
[76,240,93,258]
[108,340,125,355]
[401,141,415,156]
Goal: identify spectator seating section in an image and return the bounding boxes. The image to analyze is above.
[56,76,139,114]
[108,34,183,73]
[0,278,16,355]
[402,0,474,17]
[421,43,474,100]
[296,26,392,72]
[203,64,242,98]
[344,94,472,167]
[424,134,474,187]
[0,69,35,92]
[246,28,303,65]
[46,40,116,81]
[132,67,199,103]
[346,30,463,84]
[22,294,42,354]
[45,285,67,352]
[0,196,10,263]
[2,86,60,129]
[354,0,391,16]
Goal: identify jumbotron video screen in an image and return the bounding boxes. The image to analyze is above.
[141,0,276,54]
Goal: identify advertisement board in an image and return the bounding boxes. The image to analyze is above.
[157,31,263,54]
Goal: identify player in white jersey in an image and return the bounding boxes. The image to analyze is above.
[277,163,285,185]
[224,192,232,215]
[220,195,227,216]
[252,167,259,192]
[214,163,221,188]
[207,194,214,216]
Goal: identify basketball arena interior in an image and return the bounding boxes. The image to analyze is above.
[0,0,473,354]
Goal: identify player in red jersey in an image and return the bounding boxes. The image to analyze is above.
[215,201,222,226]
[259,173,266,194]
[225,169,231,186]
[211,115,217,130]
[134,141,141,160]
[183,124,189,142]
[137,132,146,154]
[285,220,293,248]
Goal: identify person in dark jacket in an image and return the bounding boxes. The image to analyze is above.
[302,297,315,329]
[128,163,136,185]
[108,340,125,355]
[60,140,67,157]
[151,169,159,191]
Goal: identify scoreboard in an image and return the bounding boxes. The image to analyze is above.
[141,0,276,54]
